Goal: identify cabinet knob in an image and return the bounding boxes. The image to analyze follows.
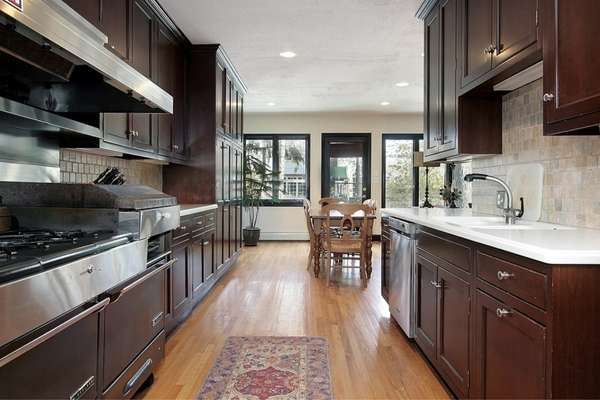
[497,270,515,281]
[542,93,555,103]
[430,280,442,289]
[173,145,179,150]
[496,308,513,318]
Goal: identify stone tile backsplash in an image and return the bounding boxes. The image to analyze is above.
[59,150,162,190]
[465,79,600,229]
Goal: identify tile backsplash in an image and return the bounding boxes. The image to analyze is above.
[465,79,600,229]
[59,150,163,190]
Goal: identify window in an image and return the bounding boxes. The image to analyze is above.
[244,134,310,206]
[382,134,445,208]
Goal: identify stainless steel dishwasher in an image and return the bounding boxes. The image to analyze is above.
[388,217,417,338]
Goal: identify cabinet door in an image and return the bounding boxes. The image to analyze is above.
[424,6,441,157]
[102,0,129,60]
[439,0,458,153]
[203,232,215,281]
[64,0,101,28]
[460,0,493,87]
[156,21,176,155]
[223,203,231,261]
[239,94,244,139]
[216,63,225,132]
[215,205,223,270]
[224,75,232,134]
[492,0,538,68]
[437,267,470,398]
[103,113,130,146]
[191,239,204,298]
[415,254,438,361]
[472,290,546,399]
[171,245,190,317]
[129,0,154,152]
[543,0,600,130]
[172,45,186,157]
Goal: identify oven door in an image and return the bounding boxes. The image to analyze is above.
[101,253,174,394]
[0,299,109,400]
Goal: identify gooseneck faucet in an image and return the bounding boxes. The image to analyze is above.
[464,173,524,224]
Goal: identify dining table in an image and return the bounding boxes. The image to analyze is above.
[309,208,377,277]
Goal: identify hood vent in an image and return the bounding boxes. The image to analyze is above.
[0,0,173,120]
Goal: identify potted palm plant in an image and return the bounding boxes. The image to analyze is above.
[243,143,281,246]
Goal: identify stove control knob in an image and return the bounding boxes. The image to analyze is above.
[87,265,95,274]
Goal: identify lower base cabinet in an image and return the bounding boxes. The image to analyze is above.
[471,290,546,399]
[410,226,600,399]
[166,209,239,334]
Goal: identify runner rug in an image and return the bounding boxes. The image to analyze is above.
[197,336,333,400]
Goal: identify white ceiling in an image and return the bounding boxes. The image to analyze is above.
[159,0,424,113]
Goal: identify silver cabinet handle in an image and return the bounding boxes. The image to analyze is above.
[151,311,164,327]
[203,241,210,246]
[497,270,515,281]
[542,93,555,102]
[484,44,496,54]
[430,280,442,289]
[179,225,187,231]
[123,358,153,396]
[0,298,110,368]
[496,308,513,318]
[173,145,179,150]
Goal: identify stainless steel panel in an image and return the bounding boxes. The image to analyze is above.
[139,206,180,239]
[0,239,148,348]
[389,229,417,338]
[0,0,172,113]
[0,161,59,183]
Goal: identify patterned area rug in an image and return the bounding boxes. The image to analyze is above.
[197,336,333,400]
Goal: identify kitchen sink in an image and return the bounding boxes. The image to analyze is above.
[435,216,575,231]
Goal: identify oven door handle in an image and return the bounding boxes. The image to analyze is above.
[0,298,110,368]
[116,258,177,298]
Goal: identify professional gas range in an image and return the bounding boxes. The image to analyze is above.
[0,183,180,400]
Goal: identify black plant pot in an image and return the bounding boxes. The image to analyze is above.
[243,227,261,246]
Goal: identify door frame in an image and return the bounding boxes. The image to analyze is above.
[381,134,423,208]
[321,133,371,201]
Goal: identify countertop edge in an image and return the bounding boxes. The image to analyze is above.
[381,208,600,265]
[180,204,218,217]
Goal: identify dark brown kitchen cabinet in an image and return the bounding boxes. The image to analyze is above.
[542,0,600,135]
[202,232,215,282]
[102,0,129,60]
[459,0,493,87]
[436,266,470,398]
[458,0,539,91]
[424,0,458,160]
[415,253,439,361]
[471,289,546,399]
[103,113,130,147]
[170,244,190,322]
[63,0,102,29]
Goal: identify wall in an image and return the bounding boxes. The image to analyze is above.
[59,149,163,190]
[244,111,423,239]
[468,79,600,229]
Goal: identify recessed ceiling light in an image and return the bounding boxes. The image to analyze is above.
[395,81,409,87]
[380,101,391,106]
[279,51,297,58]
[267,102,276,106]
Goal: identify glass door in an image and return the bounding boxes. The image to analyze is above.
[321,133,371,202]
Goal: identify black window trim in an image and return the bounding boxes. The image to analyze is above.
[381,133,423,208]
[244,133,311,207]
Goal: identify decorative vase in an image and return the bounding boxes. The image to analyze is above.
[243,227,260,246]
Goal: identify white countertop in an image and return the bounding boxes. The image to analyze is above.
[381,208,600,265]
[180,204,218,217]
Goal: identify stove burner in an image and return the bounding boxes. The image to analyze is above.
[0,230,109,258]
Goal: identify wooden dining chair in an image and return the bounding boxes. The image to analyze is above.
[321,203,373,287]
[318,197,340,207]
[303,198,319,274]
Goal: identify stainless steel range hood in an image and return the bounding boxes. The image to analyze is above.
[0,0,173,119]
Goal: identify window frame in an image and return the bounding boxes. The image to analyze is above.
[244,133,311,207]
[381,133,423,208]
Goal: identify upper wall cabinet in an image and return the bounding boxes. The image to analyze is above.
[542,0,600,135]
[458,0,540,93]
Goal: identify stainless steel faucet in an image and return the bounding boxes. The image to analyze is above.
[464,173,524,224]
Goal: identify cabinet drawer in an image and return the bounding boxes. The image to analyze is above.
[417,230,472,273]
[476,251,548,310]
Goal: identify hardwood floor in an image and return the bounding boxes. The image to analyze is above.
[139,241,450,399]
